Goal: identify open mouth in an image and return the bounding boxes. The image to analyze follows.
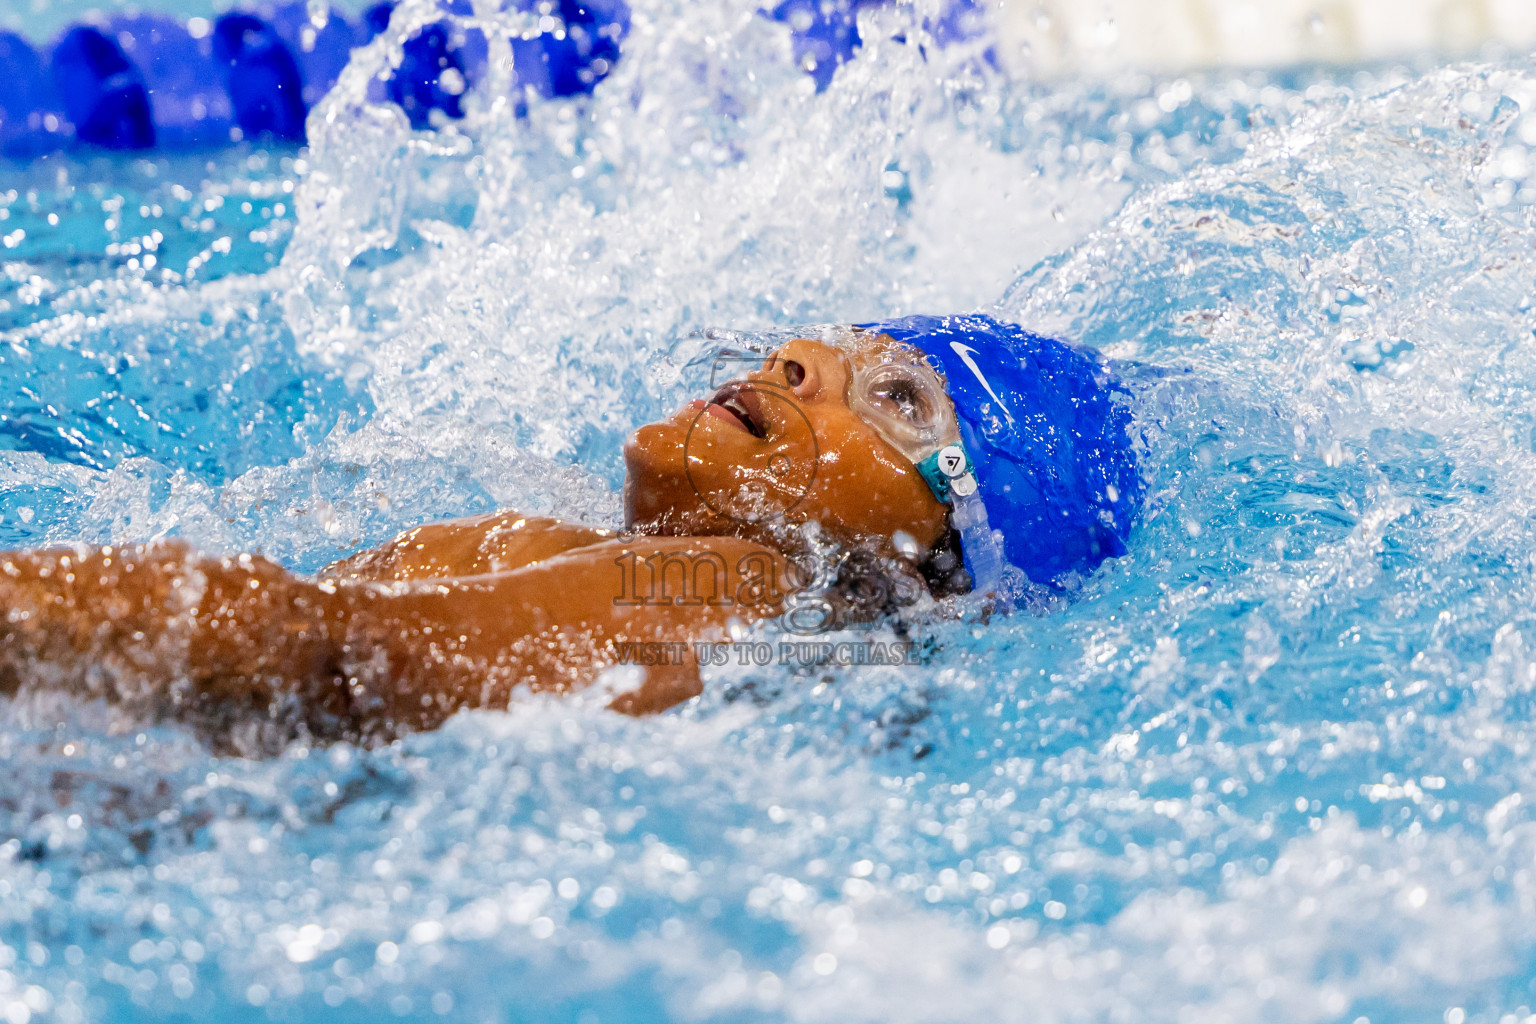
[706,384,767,438]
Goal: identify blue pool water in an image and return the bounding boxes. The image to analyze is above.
[8,1,1536,1020]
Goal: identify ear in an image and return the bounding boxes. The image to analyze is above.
[826,545,929,624]
[919,522,971,597]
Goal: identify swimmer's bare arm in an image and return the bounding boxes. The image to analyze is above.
[323,512,616,583]
[0,535,789,749]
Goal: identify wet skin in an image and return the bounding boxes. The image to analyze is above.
[0,338,951,752]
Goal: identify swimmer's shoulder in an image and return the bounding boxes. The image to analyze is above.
[321,510,618,583]
[533,532,790,582]
[322,508,792,608]
[479,534,792,620]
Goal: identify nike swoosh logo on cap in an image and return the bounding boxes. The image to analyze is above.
[950,341,1015,424]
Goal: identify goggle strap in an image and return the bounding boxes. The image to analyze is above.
[951,489,1008,594]
[916,442,1009,594]
[915,443,974,503]
[915,450,952,502]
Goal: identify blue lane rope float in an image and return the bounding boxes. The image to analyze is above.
[388,20,474,129]
[264,3,359,109]
[0,31,70,155]
[51,24,156,149]
[526,0,628,98]
[0,0,636,155]
[115,14,236,149]
[765,0,988,94]
[768,0,874,93]
[0,0,959,156]
[212,13,309,142]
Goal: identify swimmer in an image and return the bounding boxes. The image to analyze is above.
[0,315,1140,754]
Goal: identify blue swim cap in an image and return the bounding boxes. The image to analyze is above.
[858,314,1142,588]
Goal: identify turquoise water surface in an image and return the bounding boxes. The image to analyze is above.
[7,1,1536,1021]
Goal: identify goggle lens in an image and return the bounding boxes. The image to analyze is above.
[849,360,957,465]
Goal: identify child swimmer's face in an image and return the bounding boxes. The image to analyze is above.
[622,337,950,553]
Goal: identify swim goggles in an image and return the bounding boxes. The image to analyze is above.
[686,327,1010,592]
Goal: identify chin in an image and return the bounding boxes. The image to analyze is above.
[623,424,672,481]
[622,425,685,534]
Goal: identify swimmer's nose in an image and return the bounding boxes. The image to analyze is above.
[756,342,834,403]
